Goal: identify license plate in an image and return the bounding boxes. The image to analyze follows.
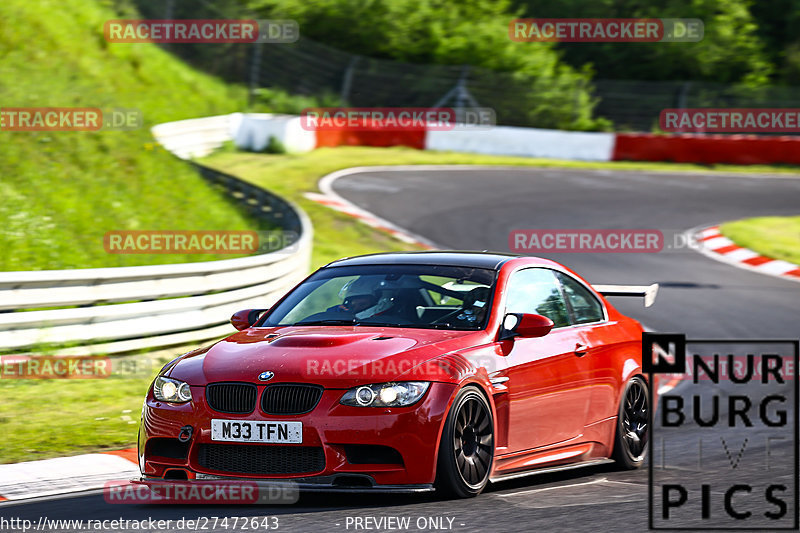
[210,419,302,444]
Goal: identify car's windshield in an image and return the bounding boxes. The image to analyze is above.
[261,264,496,330]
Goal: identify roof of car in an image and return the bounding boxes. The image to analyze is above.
[325,251,520,270]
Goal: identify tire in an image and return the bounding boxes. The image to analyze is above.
[612,376,649,469]
[435,387,494,498]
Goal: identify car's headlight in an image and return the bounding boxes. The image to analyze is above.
[153,376,192,403]
[340,382,430,407]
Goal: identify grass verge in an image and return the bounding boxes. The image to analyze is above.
[0,375,150,464]
[1,0,259,271]
[720,216,800,265]
[0,356,166,464]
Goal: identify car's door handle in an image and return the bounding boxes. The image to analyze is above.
[574,343,589,357]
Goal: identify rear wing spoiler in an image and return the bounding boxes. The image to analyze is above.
[592,283,659,308]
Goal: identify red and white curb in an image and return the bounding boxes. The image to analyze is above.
[693,225,800,282]
[305,190,434,248]
[0,449,138,503]
[305,166,444,250]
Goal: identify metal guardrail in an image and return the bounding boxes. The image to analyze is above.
[191,162,304,235]
[0,116,312,355]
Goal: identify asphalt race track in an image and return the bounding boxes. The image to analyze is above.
[332,167,800,338]
[5,167,800,532]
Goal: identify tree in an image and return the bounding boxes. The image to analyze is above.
[514,0,773,84]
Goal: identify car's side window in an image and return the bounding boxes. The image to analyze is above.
[557,272,605,324]
[505,268,570,328]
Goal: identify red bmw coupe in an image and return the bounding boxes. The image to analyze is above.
[139,251,657,497]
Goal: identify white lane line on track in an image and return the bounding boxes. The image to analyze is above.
[495,476,608,496]
[496,477,644,497]
[493,477,646,509]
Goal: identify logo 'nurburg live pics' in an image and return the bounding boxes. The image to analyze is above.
[645,334,798,530]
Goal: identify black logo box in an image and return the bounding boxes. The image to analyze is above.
[644,334,799,531]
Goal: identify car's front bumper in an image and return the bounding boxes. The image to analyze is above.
[140,474,434,493]
[139,382,457,488]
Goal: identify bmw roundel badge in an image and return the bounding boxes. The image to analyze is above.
[258,371,274,381]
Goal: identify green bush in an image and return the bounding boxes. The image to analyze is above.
[248,0,605,130]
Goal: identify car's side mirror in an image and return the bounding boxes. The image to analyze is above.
[500,313,554,339]
[231,309,269,331]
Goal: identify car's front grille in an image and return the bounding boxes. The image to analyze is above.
[206,383,257,414]
[261,384,323,415]
[197,444,325,475]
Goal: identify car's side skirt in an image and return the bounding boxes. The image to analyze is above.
[488,458,614,484]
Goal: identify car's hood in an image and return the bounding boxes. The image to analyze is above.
[168,326,486,387]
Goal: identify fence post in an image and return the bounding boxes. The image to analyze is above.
[340,56,360,105]
[676,81,691,132]
[433,65,480,122]
[249,42,263,107]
